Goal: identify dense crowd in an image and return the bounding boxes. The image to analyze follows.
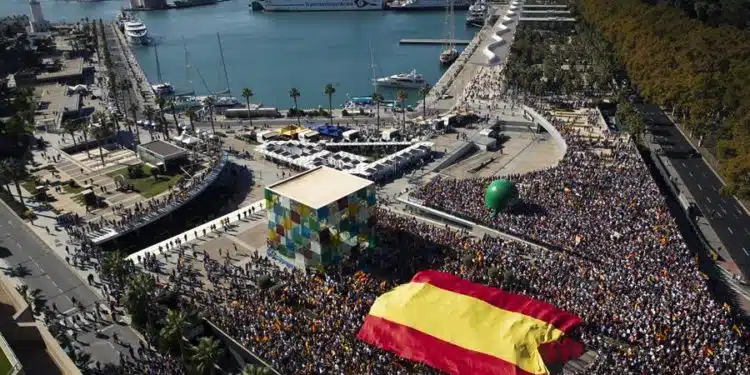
[410,106,750,372]
[164,89,750,373]
[65,153,228,243]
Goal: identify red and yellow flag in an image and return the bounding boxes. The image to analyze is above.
[357,270,583,375]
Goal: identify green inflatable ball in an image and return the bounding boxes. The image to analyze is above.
[485,179,518,216]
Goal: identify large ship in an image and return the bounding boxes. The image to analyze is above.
[465,0,487,26]
[386,0,471,10]
[251,0,384,11]
[117,12,149,45]
[173,0,218,8]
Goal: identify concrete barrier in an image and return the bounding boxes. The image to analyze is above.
[521,105,568,155]
[398,196,546,251]
[203,319,282,375]
[483,1,519,65]
[431,140,475,172]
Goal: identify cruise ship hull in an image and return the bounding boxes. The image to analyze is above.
[375,81,426,89]
[126,33,149,45]
[251,0,384,11]
[386,1,470,9]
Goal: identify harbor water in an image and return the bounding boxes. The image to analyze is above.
[1,0,476,107]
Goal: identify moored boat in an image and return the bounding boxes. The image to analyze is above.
[386,0,471,10]
[374,70,428,89]
[250,0,385,11]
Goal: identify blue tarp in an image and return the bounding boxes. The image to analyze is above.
[304,122,351,138]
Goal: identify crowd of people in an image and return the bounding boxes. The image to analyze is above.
[64,153,228,244]
[166,80,750,373]
[408,108,750,371]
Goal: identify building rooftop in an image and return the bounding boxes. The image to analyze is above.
[0,278,79,375]
[35,58,84,81]
[267,166,373,209]
[138,140,187,158]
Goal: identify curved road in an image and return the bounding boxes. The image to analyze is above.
[641,104,750,277]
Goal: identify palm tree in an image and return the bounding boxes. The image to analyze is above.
[62,120,80,148]
[167,98,179,135]
[129,103,141,144]
[123,273,157,328]
[241,364,274,375]
[419,85,431,119]
[16,285,46,315]
[119,79,132,117]
[203,96,217,134]
[0,157,28,210]
[397,89,408,133]
[144,106,155,141]
[242,87,254,127]
[371,92,384,131]
[190,336,223,375]
[324,84,335,121]
[89,113,111,167]
[155,96,169,138]
[68,349,93,372]
[101,250,129,287]
[289,88,301,125]
[185,108,197,134]
[159,309,188,356]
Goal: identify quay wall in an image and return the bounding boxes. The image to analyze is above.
[109,22,155,109]
[483,1,520,65]
[425,18,493,107]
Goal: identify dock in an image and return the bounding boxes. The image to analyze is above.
[400,39,472,45]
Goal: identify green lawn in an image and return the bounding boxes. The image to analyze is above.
[0,344,14,375]
[70,193,85,205]
[20,180,36,193]
[106,165,183,198]
[62,183,84,195]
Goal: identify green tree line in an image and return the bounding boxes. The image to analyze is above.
[576,0,750,197]
[649,0,749,29]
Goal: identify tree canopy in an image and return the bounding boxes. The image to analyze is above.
[577,0,750,196]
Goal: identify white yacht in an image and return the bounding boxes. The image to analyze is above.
[123,16,149,45]
[374,70,427,89]
[387,0,471,10]
[466,0,488,26]
[251,0,384,11]
[151,82,174,96]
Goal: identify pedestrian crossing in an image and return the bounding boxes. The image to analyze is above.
[55,306,112,337]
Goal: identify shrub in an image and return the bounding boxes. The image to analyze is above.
[341,109,349,117]
[488,267,500,279]
[21,209,36,220]
[214,132,227,138]
[286,108,306,118]
[67,179,78,188]
[127,164,145,179]
[258,275,275,289]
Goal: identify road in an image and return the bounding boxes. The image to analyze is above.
[641,104,750,278]
[0,201,141,368]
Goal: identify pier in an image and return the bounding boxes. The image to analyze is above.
[399,39,472,45]
[419,2,522,112]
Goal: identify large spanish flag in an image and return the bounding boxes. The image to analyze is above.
[357,270,583,375]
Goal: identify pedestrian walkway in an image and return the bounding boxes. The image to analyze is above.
[127,199,265,264]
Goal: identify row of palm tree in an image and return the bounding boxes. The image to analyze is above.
[1,87,37,211]
[237,83,430,129]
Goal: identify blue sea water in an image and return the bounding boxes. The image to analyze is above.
[1,0,475,107]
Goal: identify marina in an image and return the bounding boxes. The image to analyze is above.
[0,0,480,107]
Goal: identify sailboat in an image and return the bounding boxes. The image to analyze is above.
[174,38,196,97]
[151,45,174,97]
[195,33,240,107]
[439,0,459,65]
